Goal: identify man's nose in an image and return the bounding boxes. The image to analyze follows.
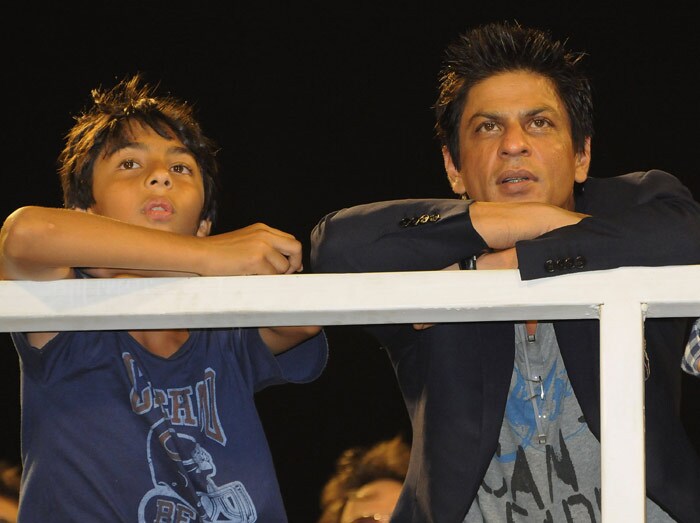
[498,127,530,157]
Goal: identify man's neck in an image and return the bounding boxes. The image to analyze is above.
[526,320,538,338]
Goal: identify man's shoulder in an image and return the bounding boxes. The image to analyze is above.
[581,170,685,199]
[586,170,678,186]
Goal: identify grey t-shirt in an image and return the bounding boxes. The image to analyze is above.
[463,323,672,522]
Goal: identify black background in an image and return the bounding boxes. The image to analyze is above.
[2,2,699,521]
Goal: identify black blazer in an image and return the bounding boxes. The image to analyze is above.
[311,171,700,522]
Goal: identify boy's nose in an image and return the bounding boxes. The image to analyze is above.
[146,169,172,187]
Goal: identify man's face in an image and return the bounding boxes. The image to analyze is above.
[87,122,210,237]
[443,71,590,210]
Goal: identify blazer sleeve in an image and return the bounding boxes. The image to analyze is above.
[310,198,489,274]
[516,170,700,279]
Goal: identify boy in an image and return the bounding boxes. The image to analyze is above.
[0,74,327,522]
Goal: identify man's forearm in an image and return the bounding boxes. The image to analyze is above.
[469,201,589,250]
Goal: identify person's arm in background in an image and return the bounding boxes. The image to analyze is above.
[682,318,700,377]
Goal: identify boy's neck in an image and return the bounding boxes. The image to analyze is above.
[129,329,190,358]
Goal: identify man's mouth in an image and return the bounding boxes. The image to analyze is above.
[499,170,535,184]
[502,176,530,183]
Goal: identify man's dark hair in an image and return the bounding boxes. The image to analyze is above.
[434,20,594,170]
[59,73,220,223]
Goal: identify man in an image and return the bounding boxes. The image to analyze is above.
[311,21,700,522]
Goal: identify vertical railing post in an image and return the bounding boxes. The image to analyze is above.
[598,299,646,521]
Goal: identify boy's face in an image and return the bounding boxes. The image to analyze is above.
[443,71,590,211]
[87,122,211,237]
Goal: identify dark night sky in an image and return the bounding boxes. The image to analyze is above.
[2,2,700,521]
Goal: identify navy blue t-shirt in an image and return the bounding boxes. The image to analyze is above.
[12,326,327,522]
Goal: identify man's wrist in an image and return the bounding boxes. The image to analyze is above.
[458,249,493,270]
[459,255,478,270]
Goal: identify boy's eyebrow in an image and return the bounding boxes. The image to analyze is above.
[168,145,195,157]
[107,142,194,157]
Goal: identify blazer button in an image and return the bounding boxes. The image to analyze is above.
[574,255,586,268]
[544,259,555,273]
[555,258,567,270]
[563,257,574,269]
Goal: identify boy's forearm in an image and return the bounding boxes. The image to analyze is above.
[259,326,322,354]
[0,206,207,280]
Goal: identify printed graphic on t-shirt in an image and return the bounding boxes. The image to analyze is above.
[464,334,601,523]
[123,352,258,522]
[481,366,599,521]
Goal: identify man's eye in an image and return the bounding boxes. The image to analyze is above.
[531,118,550,128]
[172,164,193,175]
[118,159,140,169]
[476,121,498,133]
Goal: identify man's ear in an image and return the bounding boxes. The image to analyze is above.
[442,146,466,196]
[574,137,592,184]
[196,219,212,237]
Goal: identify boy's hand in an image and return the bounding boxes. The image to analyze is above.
[200,223,304,276]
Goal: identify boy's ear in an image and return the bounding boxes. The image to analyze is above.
[196,219,212,237]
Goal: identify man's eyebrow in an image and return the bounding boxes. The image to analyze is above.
[522,106,556,118]
[465,106,555,125]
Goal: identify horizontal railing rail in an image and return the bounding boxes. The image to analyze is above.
[3,264,700,521]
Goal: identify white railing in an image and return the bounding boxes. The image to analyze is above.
[3,265,700,521]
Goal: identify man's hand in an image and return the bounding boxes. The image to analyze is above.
[474,248,518,270]
[413,262,460,330]
[412,250,518,330]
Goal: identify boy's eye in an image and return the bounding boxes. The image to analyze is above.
[118,159,140,170]
[172,164,193,175]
